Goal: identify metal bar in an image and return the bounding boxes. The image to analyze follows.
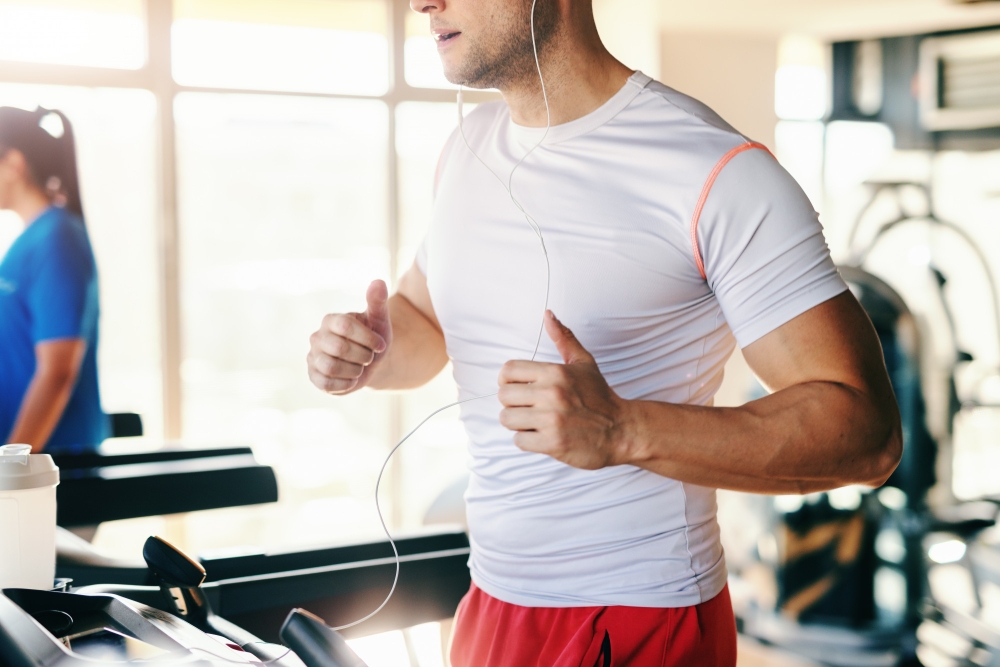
[0,60,153,89]
[170,82,496,105]
[388,0,406,290]
[0,71,498,105]
[147,0,184,440]
[387,0,407,532]
[200,529,469,580]
[51,445,256,469]
[0,52,497,106]
[210,547,470,587]
[0,64,495,106]
[0,3,500,450]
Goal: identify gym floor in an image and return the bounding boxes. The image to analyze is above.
[737,637,819,667]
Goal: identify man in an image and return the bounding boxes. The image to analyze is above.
[307,0,902,664]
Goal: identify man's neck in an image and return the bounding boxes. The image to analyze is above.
[499,36,633,128]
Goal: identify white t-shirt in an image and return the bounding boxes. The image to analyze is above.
[415,71,846,608]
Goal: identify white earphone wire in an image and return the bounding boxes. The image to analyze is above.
[333,0,553,635]
[81,3,554,663]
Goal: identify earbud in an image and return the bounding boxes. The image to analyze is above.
[457,87,464,122]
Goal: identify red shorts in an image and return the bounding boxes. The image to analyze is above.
[450,584,737,667]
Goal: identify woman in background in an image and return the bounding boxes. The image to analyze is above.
[0,106,107,453]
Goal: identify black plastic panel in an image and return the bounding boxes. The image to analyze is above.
[208,547,471,641]
[54,449,278,527]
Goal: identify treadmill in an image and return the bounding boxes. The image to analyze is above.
[25,413,471,665]
[1,531,471,667]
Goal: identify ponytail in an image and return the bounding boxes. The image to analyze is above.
[0,106,84,219]
[48,109,82,218]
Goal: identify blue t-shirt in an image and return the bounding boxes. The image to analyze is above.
[0,206,107,452]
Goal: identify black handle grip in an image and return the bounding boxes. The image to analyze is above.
[280,609,367,667]
[143,535,207,589]
[109,412,144,438]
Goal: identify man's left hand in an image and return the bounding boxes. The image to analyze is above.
[498,311,634,470]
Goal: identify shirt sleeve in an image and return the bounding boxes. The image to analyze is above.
[27,225,96,344]
[696,147,847,348]
[418,127,465,278]
[415,235,429,276]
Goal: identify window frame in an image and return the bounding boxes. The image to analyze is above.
[0,0,495,524]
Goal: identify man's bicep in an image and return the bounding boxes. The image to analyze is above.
[742,291,888,396]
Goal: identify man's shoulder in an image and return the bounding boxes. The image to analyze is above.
[635,80,743,138]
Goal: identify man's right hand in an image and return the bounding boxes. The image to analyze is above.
[308,280,392,395]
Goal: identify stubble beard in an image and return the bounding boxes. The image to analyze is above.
[447,0,559,90]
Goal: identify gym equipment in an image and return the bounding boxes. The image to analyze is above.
[741,266,931,666]
[0,528,471,666]
[281,609,368,667]
[53,446,278,528]
[52,442,279,589]
[740,181,1000,666]
[67,528,470,641]
[108,412,143,439]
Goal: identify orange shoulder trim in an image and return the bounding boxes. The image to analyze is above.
[689,141,775,281]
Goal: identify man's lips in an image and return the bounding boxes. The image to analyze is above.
[433,29,461,45]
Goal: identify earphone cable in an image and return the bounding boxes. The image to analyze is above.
[209,0,554,652]
[74,3,552,664]
[342,0,555,631]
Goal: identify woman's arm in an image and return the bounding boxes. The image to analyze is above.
[7,339,86,452]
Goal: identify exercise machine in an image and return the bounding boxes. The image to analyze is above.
[740,180,1000,666]
[1,529,471,666]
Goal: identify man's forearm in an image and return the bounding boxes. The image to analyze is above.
[366,294,449,390]
[622,380,902,494]
[8,369,77,452]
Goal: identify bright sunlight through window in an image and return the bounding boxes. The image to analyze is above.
[0,0,145,69]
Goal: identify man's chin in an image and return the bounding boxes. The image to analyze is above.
[443,71,492,90]
[441,61,492,90]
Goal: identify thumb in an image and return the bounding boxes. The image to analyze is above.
[365,279,390,332]
[545,311,595,365]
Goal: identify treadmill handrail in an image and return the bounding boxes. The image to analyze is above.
[51,446,257,470]
[92,454,265,480]
[208,547,471,588]
[201,529,469,581]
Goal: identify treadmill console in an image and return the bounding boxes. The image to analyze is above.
[0,587,288,666]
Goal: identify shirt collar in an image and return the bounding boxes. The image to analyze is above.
[506,70,653,146]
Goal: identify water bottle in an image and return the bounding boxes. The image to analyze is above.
[0,444,59,590]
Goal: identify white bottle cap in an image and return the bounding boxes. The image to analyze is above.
[0,444,59,490]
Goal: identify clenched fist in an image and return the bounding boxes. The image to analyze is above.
[498,311,634,470]
[308,280,392,395]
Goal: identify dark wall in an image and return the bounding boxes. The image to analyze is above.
[830,26,1000,151]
